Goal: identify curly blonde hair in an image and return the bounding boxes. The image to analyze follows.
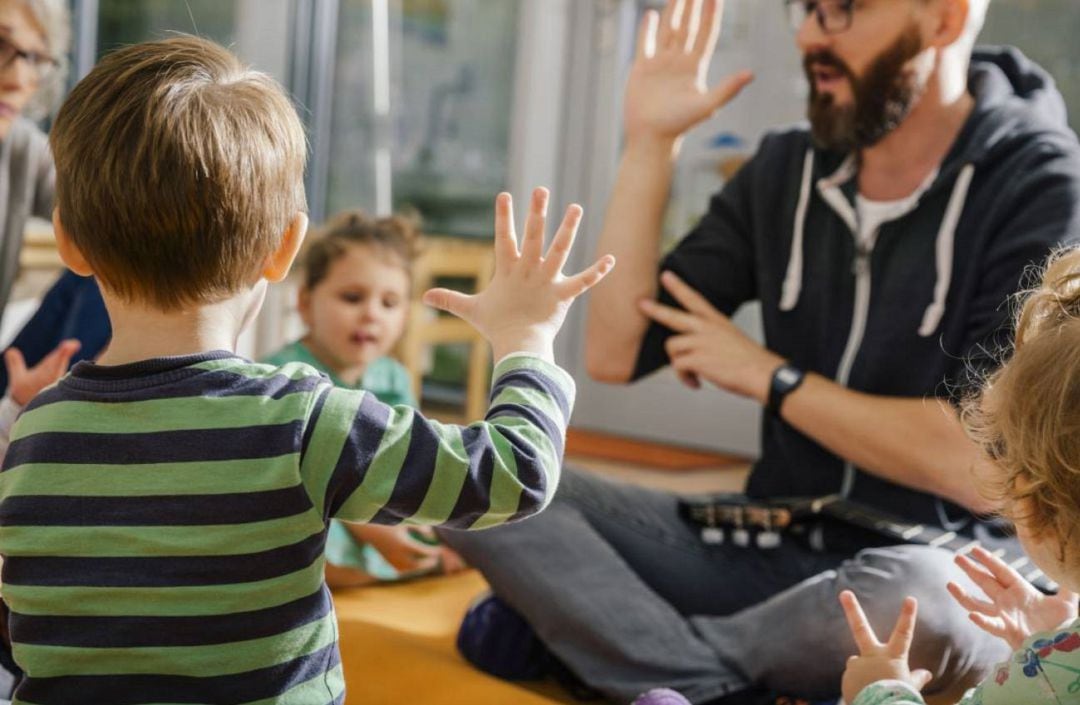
[963,248,1080,554]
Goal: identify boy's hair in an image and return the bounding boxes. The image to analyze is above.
[963,248,1080,558]
[300,210,422,291]
[49,34,308,311]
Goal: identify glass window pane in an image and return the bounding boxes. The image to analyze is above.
[96,0,238,56]
[327,0,520,238]
[980,0,1080,134]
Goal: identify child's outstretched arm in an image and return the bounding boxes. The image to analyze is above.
[0,340,80,463]
[947,546,1079,650]
[304,188,614,530]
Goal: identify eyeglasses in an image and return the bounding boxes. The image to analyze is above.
[785,0,857,35]
[0,34,59,85]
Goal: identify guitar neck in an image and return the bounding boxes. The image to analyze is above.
[821,499,1057,593]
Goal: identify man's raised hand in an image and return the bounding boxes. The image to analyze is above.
[624,0,753,147]
[423,188,615,362]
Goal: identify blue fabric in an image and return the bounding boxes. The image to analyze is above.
[457,593,552,681]
[0,271,110,395]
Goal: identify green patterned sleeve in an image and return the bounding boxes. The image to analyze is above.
[301,354,575,530]
[852,681,927,705]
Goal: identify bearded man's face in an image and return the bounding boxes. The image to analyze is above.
[803,21,928,152]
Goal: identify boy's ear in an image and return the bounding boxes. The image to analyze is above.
[52,209,95,277]
[264,212,309,283]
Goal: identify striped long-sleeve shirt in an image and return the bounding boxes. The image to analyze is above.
[0,350,574,705]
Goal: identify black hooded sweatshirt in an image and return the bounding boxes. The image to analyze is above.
[635,47,1080,536]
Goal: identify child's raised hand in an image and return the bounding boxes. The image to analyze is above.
[948,546,1079,650]
[4,340,80,406]
[839,591,933,705]
[422,188,615,362]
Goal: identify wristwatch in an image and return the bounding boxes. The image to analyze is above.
[766,363,805,417]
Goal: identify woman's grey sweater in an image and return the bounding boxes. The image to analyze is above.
[0,117,55,329]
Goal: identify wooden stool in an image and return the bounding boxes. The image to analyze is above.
[400,237,495,422]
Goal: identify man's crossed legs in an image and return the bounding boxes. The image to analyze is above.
[442,469,1009,704]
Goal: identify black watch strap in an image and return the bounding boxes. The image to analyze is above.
[766,363,805,417]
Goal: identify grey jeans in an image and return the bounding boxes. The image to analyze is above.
[441,468,1010,704]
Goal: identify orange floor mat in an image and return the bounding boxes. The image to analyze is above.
[334,570,578,704]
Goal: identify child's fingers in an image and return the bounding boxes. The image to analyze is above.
[439,549,467,574]
[839,590,882,654]
[558,255,616,299]
[946,581,997,616]
[969,546,1022,590]
[422,288,476,322]
[968,611,1012,641]
[955,553,1003,597]
[493,192,519,264]
[911,669,933,691]
[542,203,584,277]
[521,187,549,262]
[885,597,918,659]
[3,348,26,378]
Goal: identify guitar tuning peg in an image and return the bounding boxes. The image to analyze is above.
[756,531,781,549]
[732,528,750,547]
[701,527,725,545]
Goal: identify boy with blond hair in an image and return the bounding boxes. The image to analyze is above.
[0,35,613,704]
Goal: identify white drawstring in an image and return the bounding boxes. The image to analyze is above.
[918,164,975,337]
[780,150,816,311]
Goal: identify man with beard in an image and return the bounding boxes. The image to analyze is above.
[441,0,1080,703]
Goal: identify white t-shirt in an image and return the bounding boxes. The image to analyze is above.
[855,168,940,249]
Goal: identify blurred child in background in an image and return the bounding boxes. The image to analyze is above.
[264,210,466,587]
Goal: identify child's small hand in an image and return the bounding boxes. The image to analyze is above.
[948,545,1079,650]
[350,524,466,576]
[840,591,933,705]
[422,188,615,362]
[4,340,81,406]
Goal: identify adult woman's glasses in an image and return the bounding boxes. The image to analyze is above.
[0,34,59,85]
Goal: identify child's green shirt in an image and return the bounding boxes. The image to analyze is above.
[854,619,1080,705]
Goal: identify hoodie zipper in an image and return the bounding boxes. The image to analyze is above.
[835,242,873,497]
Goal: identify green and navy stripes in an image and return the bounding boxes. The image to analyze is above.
[0,350,573,704]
